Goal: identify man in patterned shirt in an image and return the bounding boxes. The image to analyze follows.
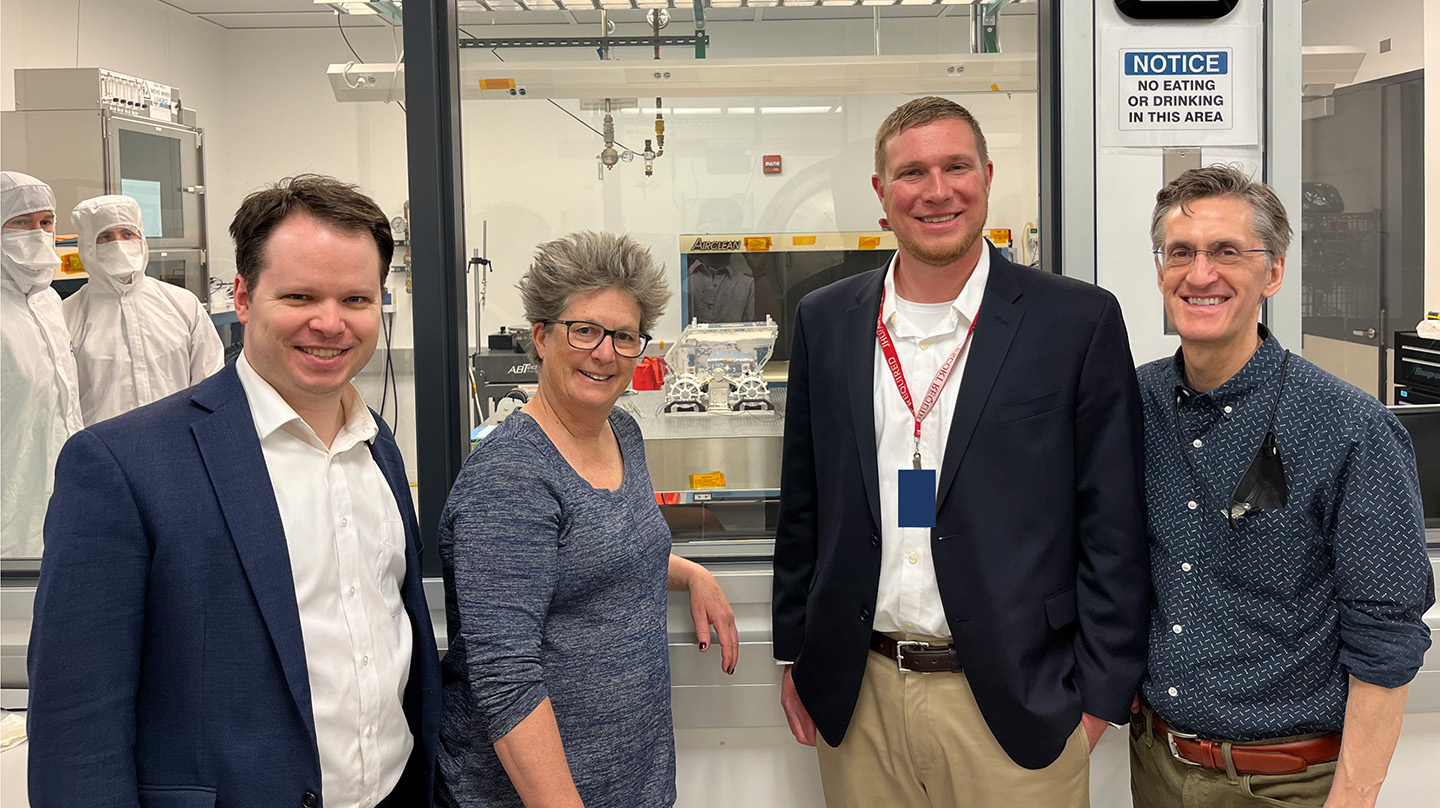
[1132,165,1434,808]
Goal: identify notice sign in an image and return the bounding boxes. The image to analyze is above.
[1099,24,1259,148]
[1121,50,1231,131]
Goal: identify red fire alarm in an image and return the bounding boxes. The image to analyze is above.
[762,155,782,175]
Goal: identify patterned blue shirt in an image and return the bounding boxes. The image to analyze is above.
[1138,329,1434,741]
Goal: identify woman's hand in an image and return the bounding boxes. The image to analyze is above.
[668,554,739,674]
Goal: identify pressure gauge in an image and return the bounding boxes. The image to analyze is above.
[1114,0,1238,20]
[391,216,407,239]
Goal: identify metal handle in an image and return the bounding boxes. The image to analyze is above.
[1352,328,1377,339]
[181,185,206,195]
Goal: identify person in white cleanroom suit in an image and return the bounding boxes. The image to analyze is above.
[64,195,224,426]
[0,171,83,559]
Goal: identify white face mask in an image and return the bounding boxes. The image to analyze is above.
[89,239,148,286]
[1,228,60,295]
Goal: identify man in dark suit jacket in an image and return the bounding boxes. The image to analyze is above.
[28,175,440,808]
[773,97,1148,807]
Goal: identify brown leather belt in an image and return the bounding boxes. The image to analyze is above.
[869,631,962,673]
[1152,712,1341,776]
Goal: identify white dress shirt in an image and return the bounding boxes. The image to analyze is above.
[872,248,990,638]
[236,354,413,808]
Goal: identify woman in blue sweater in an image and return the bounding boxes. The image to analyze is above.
[437,231,737,808]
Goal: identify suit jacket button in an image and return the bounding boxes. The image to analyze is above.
[302,791,318,808]
[870,534,881,547]
[859,608,871,623]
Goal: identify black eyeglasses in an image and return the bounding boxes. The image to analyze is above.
[543,320,652,358]
[1155,246,1272,268]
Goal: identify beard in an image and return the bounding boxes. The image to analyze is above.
[899,225,983,268]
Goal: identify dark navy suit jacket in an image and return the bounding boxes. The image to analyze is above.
[773,247,1150,769]
[27,362,440,808]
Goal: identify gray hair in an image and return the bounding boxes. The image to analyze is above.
[518,231,671,363]
[1150,164,1292,265]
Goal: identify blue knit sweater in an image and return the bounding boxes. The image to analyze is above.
[436,408,675,808]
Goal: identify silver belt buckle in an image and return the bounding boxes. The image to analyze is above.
[894,640,931,673]
[1166,727,1202,766]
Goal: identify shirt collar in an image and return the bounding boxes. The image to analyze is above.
[1171,324,1285,408]
[688,256,739,279]
[235,352,378,450]
[880,241,990,339]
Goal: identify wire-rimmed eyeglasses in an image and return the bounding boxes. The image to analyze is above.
[543,320,652,358]
[1154,246,1273,268]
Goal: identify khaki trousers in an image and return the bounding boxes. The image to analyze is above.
[815,640,1090,808]
[1129,707,1336,808]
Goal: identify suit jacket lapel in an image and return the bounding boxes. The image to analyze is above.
[190,366,317,748]
[937,253,1024,511]
[848,271,886,533]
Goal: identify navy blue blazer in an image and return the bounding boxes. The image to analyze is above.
[27,362,440,808]
[772,248,1150,769]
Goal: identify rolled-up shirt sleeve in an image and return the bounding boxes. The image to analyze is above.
[443,448,563,742]
[1332,413,1435,688]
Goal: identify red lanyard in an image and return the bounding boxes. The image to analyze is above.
[876,285,978,469]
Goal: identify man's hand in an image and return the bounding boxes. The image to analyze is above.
[1081,712,1109,752]
[781,665,817,746]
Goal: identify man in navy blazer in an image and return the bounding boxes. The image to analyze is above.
[773,98,1149,806]
[28,175,439,808]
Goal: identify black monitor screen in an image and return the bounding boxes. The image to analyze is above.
[1389,405,1440,535]
[679,233,895,362]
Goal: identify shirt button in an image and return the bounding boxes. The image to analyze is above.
[919,340,931,350]
[1181,562,1193,572]
[340,517,349,528]
[365,725,375,738]
[905,621,914,629]
[1187,501,1198,510]
[1224,406,1233,414]
[1168,686,1179,697]
[348,586,357,597]
[1172,624,1183,634]
[361,654,370,665]
[907,552,919,564]
[1192,439,1203,448]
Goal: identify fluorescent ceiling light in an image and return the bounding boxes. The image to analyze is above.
[554,0,590,8]
[709,0,743,6]
[819,0,855,5]
[635,0,669,6]
[747,0,780,6]
[598,0,632,8]
[314,1,377,13]
[672,107,723,115]
[760,105,835,114]
[861,0,897,5]
[939,0,976,4]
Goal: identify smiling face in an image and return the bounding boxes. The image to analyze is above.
[532,286,642,418]
[872,118,993,271]
[234,212,382,418]
[1158,196,1284,351]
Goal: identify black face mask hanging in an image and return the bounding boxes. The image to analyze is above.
[1174,351,1291,530]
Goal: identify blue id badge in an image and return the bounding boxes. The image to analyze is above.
[897,469,937,528]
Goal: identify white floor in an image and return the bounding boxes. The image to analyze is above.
[3,714,1435,806]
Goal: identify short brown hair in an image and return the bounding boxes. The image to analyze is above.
[230,174,393,291]
[1150,165,1292,265]
[874,96,989,179]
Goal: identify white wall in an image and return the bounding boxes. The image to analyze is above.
[1427,0,1438,313]
[1302,0,1425,86]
